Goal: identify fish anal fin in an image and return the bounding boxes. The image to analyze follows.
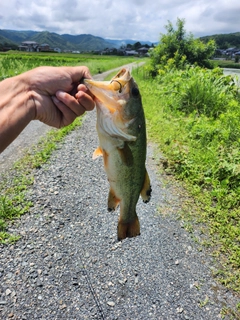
[92,147,103,159]
[141,170,152,203]
[117,215,140,241]
[108,188,120,212]
[117,143,133,166]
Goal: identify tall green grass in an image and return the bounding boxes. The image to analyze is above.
[0,52,139,80]
[133,65,240,292]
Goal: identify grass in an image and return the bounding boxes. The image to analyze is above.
[213,58,240,69]
[131,65,240,297]
[0,51,142,80]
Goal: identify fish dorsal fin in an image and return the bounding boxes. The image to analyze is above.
[92,147,103,159]
[100,114,137,142]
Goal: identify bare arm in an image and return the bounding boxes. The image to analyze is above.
[0,66,95,153]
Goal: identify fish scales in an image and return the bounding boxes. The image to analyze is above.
[84,68,151,240]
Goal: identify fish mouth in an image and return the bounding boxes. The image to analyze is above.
[84,68,131,111]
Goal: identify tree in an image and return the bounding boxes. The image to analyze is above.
[149,18,216,75]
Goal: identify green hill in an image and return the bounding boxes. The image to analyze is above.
[200,32,240,49]
[0,29,114,51]
[0,34,18,50]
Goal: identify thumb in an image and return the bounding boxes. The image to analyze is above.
[66,66,93,83]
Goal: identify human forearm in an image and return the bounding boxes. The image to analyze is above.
[0,74,35,153]
[0,66,94,153]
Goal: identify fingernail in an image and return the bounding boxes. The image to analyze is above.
[56,90,65,99]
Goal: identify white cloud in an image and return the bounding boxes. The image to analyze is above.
[0,0,240,41]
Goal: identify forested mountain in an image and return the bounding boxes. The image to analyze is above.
[0,30,115,51]
[1,29,240,52]
[200,32,240,49]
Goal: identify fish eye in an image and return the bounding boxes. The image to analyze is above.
[131,87,139,97]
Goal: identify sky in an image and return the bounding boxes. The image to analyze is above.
[1,0,240,42]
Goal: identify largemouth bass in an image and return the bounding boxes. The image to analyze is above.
[84,68,151,240]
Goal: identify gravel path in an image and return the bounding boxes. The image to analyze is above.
[0,65,239,319]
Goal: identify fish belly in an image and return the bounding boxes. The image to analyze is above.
[101,136,146,240]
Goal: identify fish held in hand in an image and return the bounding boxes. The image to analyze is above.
[84,68,151,240]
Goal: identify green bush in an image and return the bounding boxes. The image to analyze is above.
[154,64,239,118]
[149,18,216,74]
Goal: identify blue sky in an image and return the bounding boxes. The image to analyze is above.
[1,0,240,41]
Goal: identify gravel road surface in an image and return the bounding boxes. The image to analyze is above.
[0,64,239,319]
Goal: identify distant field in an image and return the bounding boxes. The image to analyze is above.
[0,51,145,80]
[213,59,240,69]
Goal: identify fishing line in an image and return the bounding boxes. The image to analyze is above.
[77,249,105,320]
[110,79,122,93]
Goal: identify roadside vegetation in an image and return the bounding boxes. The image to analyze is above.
[213,59,240,70]
[132,19,240,312]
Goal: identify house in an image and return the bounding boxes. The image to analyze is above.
[124,50,138,56]
[18,41,52,52]
[137,47,149,56]
[38,43,50,52]
[18,41,39,52]
[225,47,240,56]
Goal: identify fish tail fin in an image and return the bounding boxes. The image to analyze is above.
[141,169,152,203]
[108,188,120,211]
[117,215,140,241]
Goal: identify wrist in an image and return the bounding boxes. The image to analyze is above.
[0,73,36,152]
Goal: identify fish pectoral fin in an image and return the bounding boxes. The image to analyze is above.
[117,215,140,241]
[117,142,133,166]
[92,147,103,159]
[141,170,152,203]
[107,188,120,212]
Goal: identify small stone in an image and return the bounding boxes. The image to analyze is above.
[175,260,179,265]
[107,301,115,307]
[176,307,183,313]
[11,290,16,298]
[59,304,67,310]
[38,295,43,300]
[8,312,14,318]
[6,289,11,296]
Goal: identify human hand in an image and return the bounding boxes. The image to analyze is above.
[26,66,95,128]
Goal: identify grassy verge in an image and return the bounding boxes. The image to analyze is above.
[213,59,240,69]
[132,66,240,297]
